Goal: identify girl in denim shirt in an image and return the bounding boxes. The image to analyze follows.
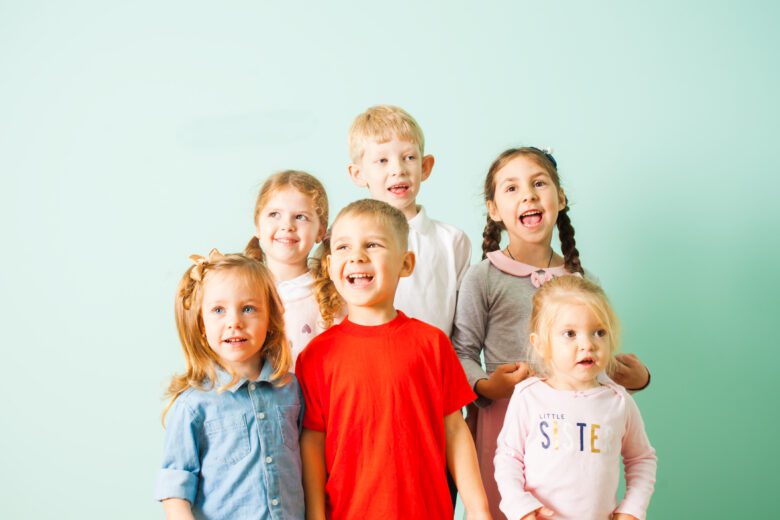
[156,249,304,520]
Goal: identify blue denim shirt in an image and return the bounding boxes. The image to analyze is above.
[155,361,304,519]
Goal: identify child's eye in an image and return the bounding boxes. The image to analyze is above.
[405,154,416,161]
[295,214,309,221]
[378,158,388,164]
[594,329,607,338]
[212,306,225,314]
[562,329,576,338]
[366,242,382,248]
[533,180,547,188]
[268,211,280,218]
[334,244,347,251]
[506,185,517,193]
[243,305,256,313]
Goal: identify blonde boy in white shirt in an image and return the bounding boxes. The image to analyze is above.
[347,105,471,336]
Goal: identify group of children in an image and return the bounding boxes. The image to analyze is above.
[155,105,657,520]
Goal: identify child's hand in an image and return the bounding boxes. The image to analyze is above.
[611,353,650,391]
[476,362,530,400]
[611,513,639,520]
[521,506,554,519]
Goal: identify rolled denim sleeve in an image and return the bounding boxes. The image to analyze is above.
[155,397,201,503]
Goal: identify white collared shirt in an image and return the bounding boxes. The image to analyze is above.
[394,206,471,336]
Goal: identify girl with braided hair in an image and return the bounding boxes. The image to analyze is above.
[245,170,342,364]
[155,250,304,519]
[451,147,651,520]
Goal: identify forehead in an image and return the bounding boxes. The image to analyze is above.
[263,186,317,210]
[496,155,553,184]
[201,269,266,301]
[362,135,421,154]
[551,302,603,326]
[331,213,405,245]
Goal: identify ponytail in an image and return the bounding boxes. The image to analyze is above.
[556,205,584,275]
[309,233,344,328]
[481,217,503,260]
[244,236,265,262]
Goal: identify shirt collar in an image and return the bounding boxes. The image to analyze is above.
[407,205,433,233]
[486,250,571,287]
[216,358,274,393]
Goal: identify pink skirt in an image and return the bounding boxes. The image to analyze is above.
[476,397,510,520]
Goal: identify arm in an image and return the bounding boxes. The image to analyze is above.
[444,411,490,520]
[155,398,201,512]
[614,395,657,519]
[300,428,327,520]
[493,390,548,520]
[162,498,195,520]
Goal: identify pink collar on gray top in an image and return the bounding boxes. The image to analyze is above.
[486,250,573,288]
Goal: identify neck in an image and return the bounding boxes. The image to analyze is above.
[506,240,560,268]
[347,303,397,326]
[267,258,309,282]
[544,373,600,392]
[400,203,420,221]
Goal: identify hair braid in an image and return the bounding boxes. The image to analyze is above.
[481,217,503,260]
[556,206,584,275]
[309,234,344,328]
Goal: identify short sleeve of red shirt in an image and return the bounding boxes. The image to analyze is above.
[437,327,478,415]
[294,343,326,432]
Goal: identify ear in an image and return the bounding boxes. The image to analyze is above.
[421,154,435,182]
[399,251,415,278]
[486,199,502,223]
[348,163,368,187]
[558,188,567,211]
[530,333,543,356]
[315,224,326,243]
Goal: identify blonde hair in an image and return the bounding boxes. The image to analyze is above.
[313,199,409,327]
[163,249,291,424]
[348,105,425,162]
[529,275,620,376]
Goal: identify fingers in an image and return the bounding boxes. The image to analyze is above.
[538,507,555,518]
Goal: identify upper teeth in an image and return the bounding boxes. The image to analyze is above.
[349,273,371,279]
[522,211,541,216]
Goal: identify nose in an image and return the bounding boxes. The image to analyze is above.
[280,215,297,231]
[389,157,406,175]
[347,247,367,263]
[227,309,244,329]
[522,187,538,202]
[578,335,594,351]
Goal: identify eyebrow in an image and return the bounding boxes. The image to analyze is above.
[266,207,314,215]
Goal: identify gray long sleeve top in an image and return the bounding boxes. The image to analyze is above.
[450,255,570,407]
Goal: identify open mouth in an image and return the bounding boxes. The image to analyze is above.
[274,237,298,245]
[224,337,248,345]
[577,358,595,367]
[519,210,543,227]
[387,183,410,196]
[347,273,374,286]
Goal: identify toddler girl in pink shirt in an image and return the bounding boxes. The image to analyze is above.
[494,275,656,520]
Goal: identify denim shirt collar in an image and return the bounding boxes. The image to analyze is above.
[215,358,274,393]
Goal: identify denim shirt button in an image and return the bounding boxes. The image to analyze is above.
[257,412,266,419]
[265,456,273,464]
[248,383,256,391]
[271,499,279,506]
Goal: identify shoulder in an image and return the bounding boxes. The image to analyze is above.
[513,376,544,396]
[403,316,449,342]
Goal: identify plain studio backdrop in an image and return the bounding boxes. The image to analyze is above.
[1,1,777,518]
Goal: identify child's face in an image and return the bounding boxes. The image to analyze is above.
[533,303,610,391]
[328,213,414,323]
[487,155,566,251]
[201,270,269,379]
[255,187,324,277]
[348,137,433,220]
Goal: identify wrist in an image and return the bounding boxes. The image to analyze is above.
[626,368,651,392]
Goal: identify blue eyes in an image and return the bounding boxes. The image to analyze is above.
[210,305,256,315]
[212,306,224,315]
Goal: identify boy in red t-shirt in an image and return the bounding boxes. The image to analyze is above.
[296,199,490,520]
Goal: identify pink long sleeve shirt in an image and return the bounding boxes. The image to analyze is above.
[495,377,656,520]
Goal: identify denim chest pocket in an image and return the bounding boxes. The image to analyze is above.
[276,404,300,450]
[203,414,251,466]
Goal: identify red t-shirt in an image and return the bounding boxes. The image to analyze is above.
[295,311,476,519]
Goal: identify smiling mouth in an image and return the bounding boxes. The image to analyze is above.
[347,273,374,286]
[519,210,543,227]
[274,237,299,245]
[224,337,248,345]
[387,183,410,196]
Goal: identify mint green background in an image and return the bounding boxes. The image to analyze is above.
[1,1,777,518]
